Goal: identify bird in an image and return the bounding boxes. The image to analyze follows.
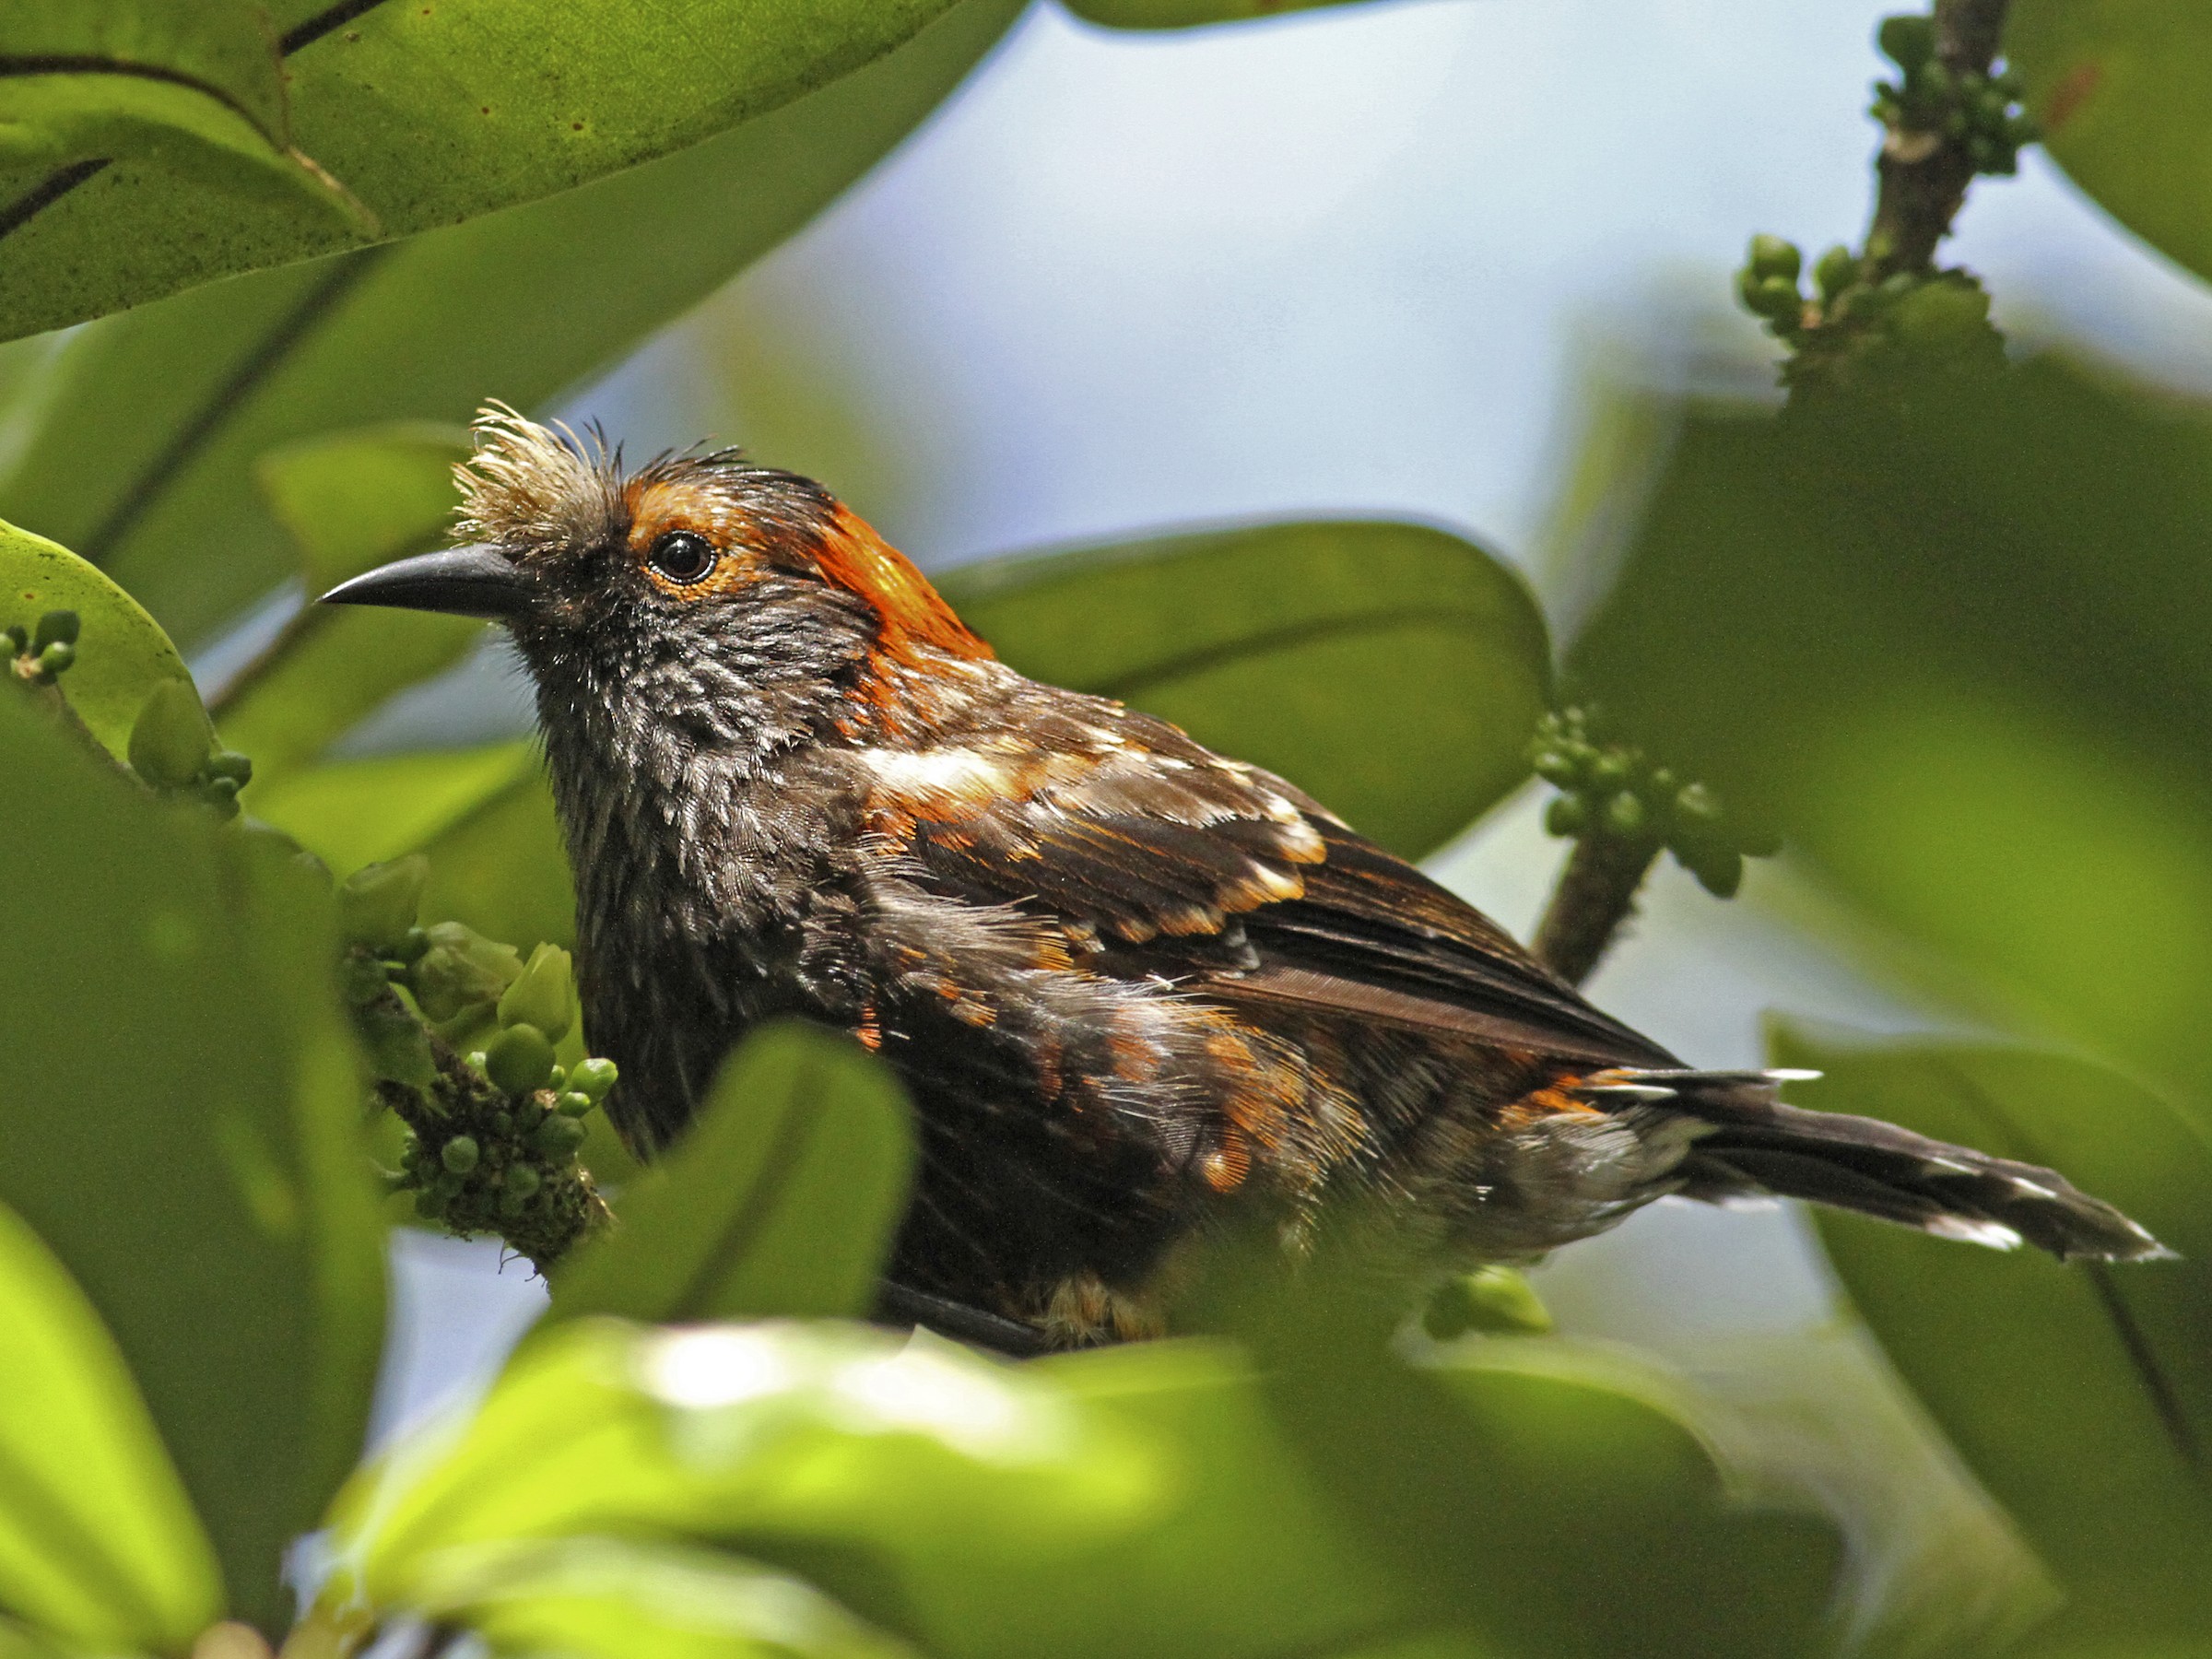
[323,406,2166,1347]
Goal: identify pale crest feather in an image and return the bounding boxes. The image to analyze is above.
[453,401,623,550]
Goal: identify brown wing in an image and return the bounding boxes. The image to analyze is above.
[854,684,1673,1071]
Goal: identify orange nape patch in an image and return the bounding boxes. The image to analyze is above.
[818,507,994,661]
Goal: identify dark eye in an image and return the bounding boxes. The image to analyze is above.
[647,529,717,585]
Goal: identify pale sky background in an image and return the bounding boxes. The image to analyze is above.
[373,0,2212,1594]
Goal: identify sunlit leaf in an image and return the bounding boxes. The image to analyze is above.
[0,0,980,341]
[328,1319,1158,1617]
[2009,0,2212,285]
[0,693,386,1630]
[0,0,1028,646]
[214,424,479,779]
[401,1536,913,1659]
[1775,1025,2212,1645]
[0,1202,220,1650]
[942,520,1552,859]
[549,1021,914,1329]
[0,517,193,759]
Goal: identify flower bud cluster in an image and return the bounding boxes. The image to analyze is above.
[6,611,80,685]
[1872,14,2038,176]
[1530,707,1779,899]
[126,679,252,818]
[1737,235,2004,387]
[337,855,616,1257]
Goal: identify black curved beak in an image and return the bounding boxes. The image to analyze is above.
[318,545,529,620]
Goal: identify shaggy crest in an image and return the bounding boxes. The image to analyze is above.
[453,402,623,551]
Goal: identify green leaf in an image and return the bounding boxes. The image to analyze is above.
[249,742,576,948]
[1773,1025,2212,1645]
[1206,1242,1844,1659]
[327,1319,1158,1618]
[0,1201,220,1650]
[0,0,1027,647]
[2009,0,2212,285]
[1561,359,2212,1119]
[211,423,479,780]
[396,1536,913,1659]
[941,520,1552,859]
[0,4,365,241]
[1063,0,1386,26]
[0,693,386,1631]
[0,0,981,342]
[0,516,194,759]
[549,1021,914,1328]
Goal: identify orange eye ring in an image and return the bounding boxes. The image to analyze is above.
[647,529,717,585]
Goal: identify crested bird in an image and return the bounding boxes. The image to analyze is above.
[324,407,2166,1346]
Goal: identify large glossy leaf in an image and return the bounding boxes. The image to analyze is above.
[0,5,364,245]
[249,742,575,948]
[548,1022,912,1328]
[214,424,480,780]
[1562,358,2212,1121]
[0,1202,220,1651]
[0,0,1028,646]
[326,1319,1158,1616]
[0,518,194,759]
[2009,0,2212,285]
[1774,1025,2212,1647]
[941,520,1552,859]
[0,1,970,341]
[0,693,385,1631]
[399,1537,912,1659]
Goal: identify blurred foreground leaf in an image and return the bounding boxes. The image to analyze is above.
[329,1319,1156,1620]
[549,1021,914,1327]
[0,0,1028,645]
[2009,0,2212,285]
[0,0,966,340]
[399,1536,913,1659]
[0,518,194,759]
[214,424,479,780]
[0,1202,220,1651]
[0,693,384,1630]
[1564,358,2212,1117]
[944,520,1551,858]
[1775,1026,2212,1648]
[1063,0,1386,27]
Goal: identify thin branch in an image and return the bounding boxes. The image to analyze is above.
[1530,835,1660,988]
[1863,0,2016,277]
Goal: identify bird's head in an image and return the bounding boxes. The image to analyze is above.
[321,406,990,746]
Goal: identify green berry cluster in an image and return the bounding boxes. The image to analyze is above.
[127,680,253,818]
[1873,14,2039,176]
[1530,707,1778,899]
[337,855,617,1260]
[1737,235,2003,385]
[5,611,80,685]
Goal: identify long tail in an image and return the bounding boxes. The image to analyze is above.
[1594,1068,2171,1262]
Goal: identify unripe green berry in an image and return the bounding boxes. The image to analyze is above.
[1532,750,1580,786]
[1747,234,1801,282]
[1877,13,1934,69]
[534,1114,587,1156]
[557,1091,594,1118]
[125,679,214,787]
[502,1163,542,1201]
[441,1135,480,1174]
[1684,844,1746,899]
[1,626,25,658]
[1813,245,1858,300]
[203,775,241,804]
[205,750,253,786]
[1588,750,1632,787]
[35,641,75,677]
[568,1057,618,1102]
[485,1023,557,1095]
[1543,794,1587,837]
[30,611,79,653]
[1752,276,1801,320]
[1602,792,1648,838]
[1673,782,1723,827]
[409,922,524,1021]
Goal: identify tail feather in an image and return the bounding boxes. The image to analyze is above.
[1597,1069,2171,1264]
